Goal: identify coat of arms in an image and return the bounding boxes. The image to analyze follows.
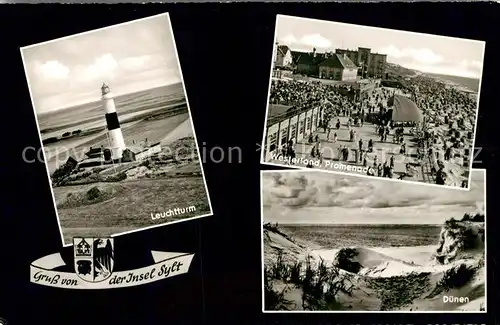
[74,237,114,282]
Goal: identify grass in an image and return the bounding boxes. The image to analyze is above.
[55,175,210,245]
[264,251,354,311]
[264,269,294,310]
[367,272,431,311]
[426,263,479,299]
[440,263,478,290]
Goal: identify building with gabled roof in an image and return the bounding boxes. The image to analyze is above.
[293,48,327,76]
[274,43,294,68]
[318,53,359,81]
[335,47,387,78]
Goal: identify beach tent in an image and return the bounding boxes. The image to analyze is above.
[389,94,423,122]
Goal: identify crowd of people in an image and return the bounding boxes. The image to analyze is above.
[268,75,477,186]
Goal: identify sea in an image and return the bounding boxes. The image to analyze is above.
[278,224,442,249]
[38,82,185,137]
[39,82,189,174]
[425,73,481,93]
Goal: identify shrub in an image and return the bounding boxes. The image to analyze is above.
[86,187,102,201]
[140,159,152,168]
[52,161,77,183]
[42,137,58,145]
[106,172,127,182]
[439,263,477,291]
[91,167,106,174]
[334,248,363,273]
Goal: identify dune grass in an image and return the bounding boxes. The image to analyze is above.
[426,262,479,299]
[264,251,354,311]
[367,272,431,311]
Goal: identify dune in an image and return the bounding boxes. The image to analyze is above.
[370,246,436,265]
[263,212,486,311]
[263,223,311,265]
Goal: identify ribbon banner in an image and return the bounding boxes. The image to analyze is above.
[30,238,195,289]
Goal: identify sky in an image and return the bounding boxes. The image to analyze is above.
[275,15,485,79]
[262,170,486,225]
[21,13,182,114]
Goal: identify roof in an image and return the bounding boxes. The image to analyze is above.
[319,54,358,70]
[295,52,326,66]
[85,147,104,158]
[336,49,357,54]
[87,147,102,154]
[277,45,290,56]
[390,94,423,122]
[291,51,305,64]
[80,157,104,164]
[268,104,294,118]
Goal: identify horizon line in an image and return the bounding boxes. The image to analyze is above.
[37,80,183,115]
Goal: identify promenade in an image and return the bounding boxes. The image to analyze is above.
[268,114,432,183]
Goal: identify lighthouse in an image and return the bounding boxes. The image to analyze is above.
[101,82,126,160]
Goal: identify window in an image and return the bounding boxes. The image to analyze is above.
[268,132,278,152]
[281,128,288,146]
[290,123,297,140]
[306,117,312,131]
[299,120,305,134]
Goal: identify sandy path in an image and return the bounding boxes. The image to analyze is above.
[268,115,422,181]
[160,117,193,145]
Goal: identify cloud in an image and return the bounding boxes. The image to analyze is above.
[280,33,332,50]
[460,59,483,73]
[80,53,118,82]
[34,60,70,80]
[379,45,443,65]
[28,52,179,113]
[377,45,483,78]
[34,53,171,88]
[120,55,151,71]
[263,171,484,213]
[471,60,483,69]
[262,171,485,225]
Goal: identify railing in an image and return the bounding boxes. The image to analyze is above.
[268,106,299,126]
[268,102,322,126]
